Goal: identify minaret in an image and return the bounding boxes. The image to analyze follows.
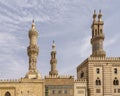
[49,41,58,76]
[91,10,106,57]
[25,20,41,79]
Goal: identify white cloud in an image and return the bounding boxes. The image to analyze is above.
[79,35,91,58]
[105,35,120,48]
[0,33,25,50]
[18,15,50,23]
[0,32,26,79]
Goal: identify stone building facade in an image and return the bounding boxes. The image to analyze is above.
[0,11,120,96]
[45,75,74,96]
[0,79,44,96]
[74,79,87,96]
[77,10,120,96]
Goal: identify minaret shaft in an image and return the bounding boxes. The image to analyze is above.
[27,45,39,71]
[91,10,106,57]
[25,20,41,79]
[49,41,58,76]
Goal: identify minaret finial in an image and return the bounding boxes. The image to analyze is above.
[32,19,35,29]
[52,40,56,51]
[98,9,102,21]
[53,40,55,43]
[32,19,34,23]
[94,10,96,14]
[99,9,101,13]
[29,20,38,41]
[93,10,97,21]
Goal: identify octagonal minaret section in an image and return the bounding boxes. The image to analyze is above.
[91,10,106,57]
[25,20,41,79]
[49,41,58,76]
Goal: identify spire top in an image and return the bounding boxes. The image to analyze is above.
[93,10,97,21]
[99,9,101,13]
[53,40,55,44]
[32,19,34,23]
[52,40,56,51]
[98,9,102,21]
[32,19,35,29]
[94,10,96,14]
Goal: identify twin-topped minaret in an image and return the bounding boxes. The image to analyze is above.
[91,10,106,57]
[25,20,41,79]
[49,41,58,76]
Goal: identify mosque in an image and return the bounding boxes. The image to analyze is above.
[0,10,120,96]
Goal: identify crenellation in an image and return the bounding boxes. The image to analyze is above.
[45,75,74,79]
[74,79,86,83]
[0,79,20,82]
[89,57,120,61]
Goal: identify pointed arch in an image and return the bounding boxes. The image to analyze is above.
[114,68,117,74]
[80,71,84,78]
[113,77,119,85]
[96,77,101,85]
[5,92,11,96]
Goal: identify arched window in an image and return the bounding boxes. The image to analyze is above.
[113,77,119,85]
[64,90,67,94]
[114,68,117,74]
[95,29,97,36]
[52,90,55,94]
[5,92,11,96]
[80,71,84,78]
[96,77,101,86]
[100,29,102,34]
[96,68,100,74]
[92,31,94,37]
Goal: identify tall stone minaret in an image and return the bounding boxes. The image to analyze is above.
[25,20,41,79]
[91,10,106,57]
[49,41,58,76]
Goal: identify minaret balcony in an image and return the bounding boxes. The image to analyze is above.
[91,36,104,43]
[27,45,39,56]
[50,59,57,64]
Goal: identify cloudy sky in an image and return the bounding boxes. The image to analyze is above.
[0,0,120,79]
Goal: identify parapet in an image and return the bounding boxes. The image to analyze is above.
[74,79,87,83]
[0,79,21,83]
[88,57,120,61]
[45,75,74,79]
